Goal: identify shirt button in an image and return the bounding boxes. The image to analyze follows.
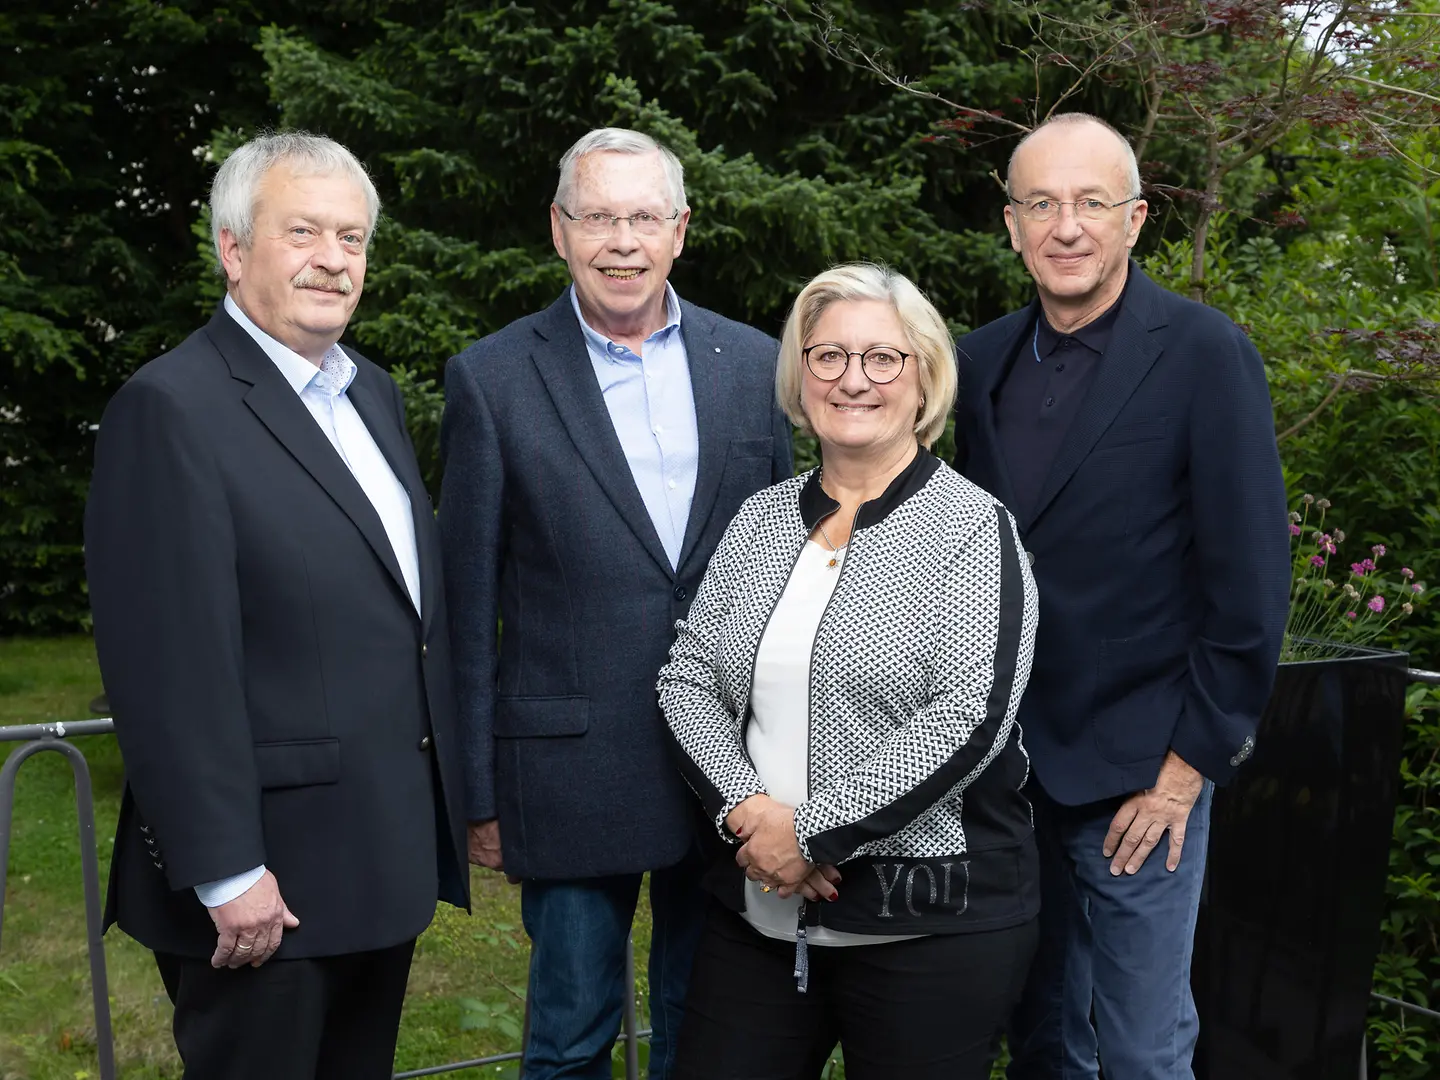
[418,735,432,752]
[667,480,677,490]
[1059,337,1073,349]
[1055,363,1066,372]
[673,584,688,601]
[421,643,428,657]
[1044,397,1055,407]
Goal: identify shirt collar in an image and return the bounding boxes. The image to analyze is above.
[1034,276,1129,361]
[223,294,356,396]
[569,283,683,362]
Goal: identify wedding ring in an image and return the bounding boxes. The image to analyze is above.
[235,942,253,951]
[761,885,772,893]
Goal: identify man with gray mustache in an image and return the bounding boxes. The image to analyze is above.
[85,131,469,1079]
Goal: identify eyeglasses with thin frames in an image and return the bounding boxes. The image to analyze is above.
[802,344,910,384]
[556,204,682,238]
[1009,195,1142,223]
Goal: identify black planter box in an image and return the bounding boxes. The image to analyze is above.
[1193,644,1410,1079]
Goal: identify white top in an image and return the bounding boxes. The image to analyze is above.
[741,540,919,946]
[196,297,424,910]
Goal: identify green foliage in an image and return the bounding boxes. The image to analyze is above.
[1371,683,1440,1080]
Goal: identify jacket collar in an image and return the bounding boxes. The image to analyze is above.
[799,447,941,531]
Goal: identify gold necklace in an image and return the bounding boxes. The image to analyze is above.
[816,518,845,570]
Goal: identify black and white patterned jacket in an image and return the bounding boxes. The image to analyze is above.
[659,450,1041,936]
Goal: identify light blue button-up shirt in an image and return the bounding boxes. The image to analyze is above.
[571,285,698,570]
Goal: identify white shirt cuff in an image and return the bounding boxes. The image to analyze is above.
[194,864,266,908]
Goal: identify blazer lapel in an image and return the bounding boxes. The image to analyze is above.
[346,375,435,631]
[959,305,1033,517]
[676,302,732,573]
[527,294,674,575]
[1025,268,1166,530]
[205,309,415,612]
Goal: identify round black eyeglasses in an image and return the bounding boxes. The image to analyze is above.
[802,344,910,384]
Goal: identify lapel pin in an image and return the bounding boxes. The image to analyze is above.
[714,347,721,353]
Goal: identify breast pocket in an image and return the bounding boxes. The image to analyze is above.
[719,437,775,502]
[1083,417,1177,538]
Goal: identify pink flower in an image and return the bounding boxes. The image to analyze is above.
[1414,583,1425,594]
[1346,611,1357,620]
[1289,524,1302,536]
[1368,596,1385,613]
[1311,555,1326,567]
[1351,562,1368,576]
[1402,567,1415,579]
[1372,543,1387,557]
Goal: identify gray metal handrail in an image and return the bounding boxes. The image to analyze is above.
[0,719,116,1080]
[0,718,648,1080]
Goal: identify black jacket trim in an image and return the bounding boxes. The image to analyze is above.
[804,504,1028,865]
[798,448,942,531]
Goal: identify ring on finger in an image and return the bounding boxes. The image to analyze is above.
[235,942,254,951]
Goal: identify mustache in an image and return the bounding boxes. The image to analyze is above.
[291,268,355,294]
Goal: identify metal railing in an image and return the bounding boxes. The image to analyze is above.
[7,667,1440,1079]
[0,717,649,1080]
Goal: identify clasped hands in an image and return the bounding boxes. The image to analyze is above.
[727,794,839,903]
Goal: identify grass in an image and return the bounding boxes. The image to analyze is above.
[0,635,655,1080]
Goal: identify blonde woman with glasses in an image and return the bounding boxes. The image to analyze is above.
[659,263,1041,1080]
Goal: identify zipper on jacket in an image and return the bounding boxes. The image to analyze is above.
[795,501,863,961]
[804,503,861,822]
[736,527,811,804]
[793,899,810,993]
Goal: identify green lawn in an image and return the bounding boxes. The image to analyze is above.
[0,636,655,1080]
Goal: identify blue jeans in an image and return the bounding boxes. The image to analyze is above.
[519,849,706,1080]
[1008,780,1214,1080]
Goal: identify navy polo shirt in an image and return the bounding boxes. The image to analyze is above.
[994,289,1126,520]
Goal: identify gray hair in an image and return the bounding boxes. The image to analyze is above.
[554,128,688,214]
[1006,112,1142,200]
[209,131,381,264]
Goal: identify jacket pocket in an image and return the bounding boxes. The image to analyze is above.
[1093,417,1172,451]
[494,695,590,738]
[727,436,773,459]
[254,737,342,789]
[1091,621,1190,764]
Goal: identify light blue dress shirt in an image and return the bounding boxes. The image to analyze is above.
[570,285,699,570]
[197,296,422,910]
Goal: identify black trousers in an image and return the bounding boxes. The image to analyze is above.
[155,938,416,1080]
[674,905,1038,1080]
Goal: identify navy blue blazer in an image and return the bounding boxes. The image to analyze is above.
[87,308,469,960]
[955,264,1290,805]
[439,292,792,880]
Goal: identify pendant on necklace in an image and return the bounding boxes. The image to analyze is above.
[827,554,839,569]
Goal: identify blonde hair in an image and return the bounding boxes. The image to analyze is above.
[776,263,957,449]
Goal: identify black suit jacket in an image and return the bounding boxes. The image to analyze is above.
[85,306,469,960]
[955,264,1290,804]
[439,292,791,880]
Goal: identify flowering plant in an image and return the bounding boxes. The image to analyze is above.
[1283,494,1426,661]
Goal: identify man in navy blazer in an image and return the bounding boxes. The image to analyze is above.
[439,128,791,1080]
[954,114,1290,1080]
[86,133,468,1079]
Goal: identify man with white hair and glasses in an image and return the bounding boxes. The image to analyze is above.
[86,131,469,1079]
[439,127,791,1079]
[954,113,1289,1079]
